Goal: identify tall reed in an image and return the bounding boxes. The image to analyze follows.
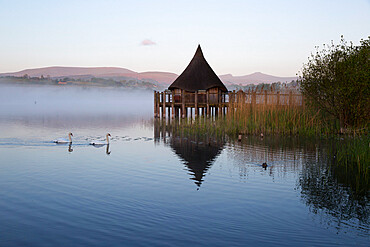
[161,89,368,138]
[328,136,370,196]
[225,101,337,137]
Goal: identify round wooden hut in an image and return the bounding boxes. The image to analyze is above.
[165,45,228,118]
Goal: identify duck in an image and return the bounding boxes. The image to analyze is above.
[238,134,242,142]
[90,133,111,146]
[54,132,73,143]
[262,162,268,169]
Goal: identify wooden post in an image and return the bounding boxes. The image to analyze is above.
[154,91,157,118]
[289,91,293,107]
[157,92,161,118]
[227,91,232,114]
[219,91,222,116]
[276,91,280,106]
[264,90,268,105]
[171,91,175,119]
[167,104,170,119]
[158,92,161,118]
[181,90,185,118]
[231,90,235,114]
[206,91,210,117]
[162,91,166,118]
[195,91,198,117]
[252,91,256,106]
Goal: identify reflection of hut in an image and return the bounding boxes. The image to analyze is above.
[154,45,229,118]
[170,137,225,187]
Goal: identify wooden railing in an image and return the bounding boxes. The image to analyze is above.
[155,90,303,105]
[154,89,304,118]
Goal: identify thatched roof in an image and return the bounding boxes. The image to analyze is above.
[168,45,227,92]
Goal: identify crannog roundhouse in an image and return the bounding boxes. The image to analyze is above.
[168,45,227,97]
[154,45,304,119]
[154,45,229,118]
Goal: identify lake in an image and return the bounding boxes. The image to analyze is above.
[0,85,368,246]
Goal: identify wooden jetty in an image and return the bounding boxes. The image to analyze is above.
[154,89,304,119]
[154,45,303,119]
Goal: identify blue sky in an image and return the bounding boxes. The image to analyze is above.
[0,0,369,76]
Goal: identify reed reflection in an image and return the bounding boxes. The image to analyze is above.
[298,141,369,234]
[155,119,369,233]
[154,119,225,188]
[228,136,321,180]
[233,136,369,232]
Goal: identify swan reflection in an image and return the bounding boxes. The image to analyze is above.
[106,144,111,155]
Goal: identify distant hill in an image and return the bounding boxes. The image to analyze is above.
[219,72,297,85]
[0,66,135,78]
[136,72,178,85]
[0,67,297,86]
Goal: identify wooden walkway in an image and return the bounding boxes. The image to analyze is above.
[154,89,304,119]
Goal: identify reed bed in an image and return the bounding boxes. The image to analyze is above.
[328,136,370,196]
[225,101,338,137]
[171,89,368,138]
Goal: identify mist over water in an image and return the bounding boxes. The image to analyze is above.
[0,85,153,117]
[0,84,154,144]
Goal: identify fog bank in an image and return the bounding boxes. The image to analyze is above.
[0,85,153,117]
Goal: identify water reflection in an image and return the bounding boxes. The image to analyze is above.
[170,136,224,188]
[154,120,225,188]
[106,144,111,155]
[90,143,112,155]
[298,142,369,235]
[68,143,73,153]
[227,136,320,180]
[155,120,369,234]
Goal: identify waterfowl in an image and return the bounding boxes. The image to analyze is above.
[54,132,73,143]
[262,162,268,169]
[90,133,111,146]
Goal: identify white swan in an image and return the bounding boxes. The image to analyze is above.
[54,132,73,143]
[90,133,111,146]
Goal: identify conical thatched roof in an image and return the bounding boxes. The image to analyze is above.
[168,45,227,92]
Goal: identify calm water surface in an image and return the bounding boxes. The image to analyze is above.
[0,86,368,246]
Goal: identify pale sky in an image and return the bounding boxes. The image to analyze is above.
[0,0,369,76]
